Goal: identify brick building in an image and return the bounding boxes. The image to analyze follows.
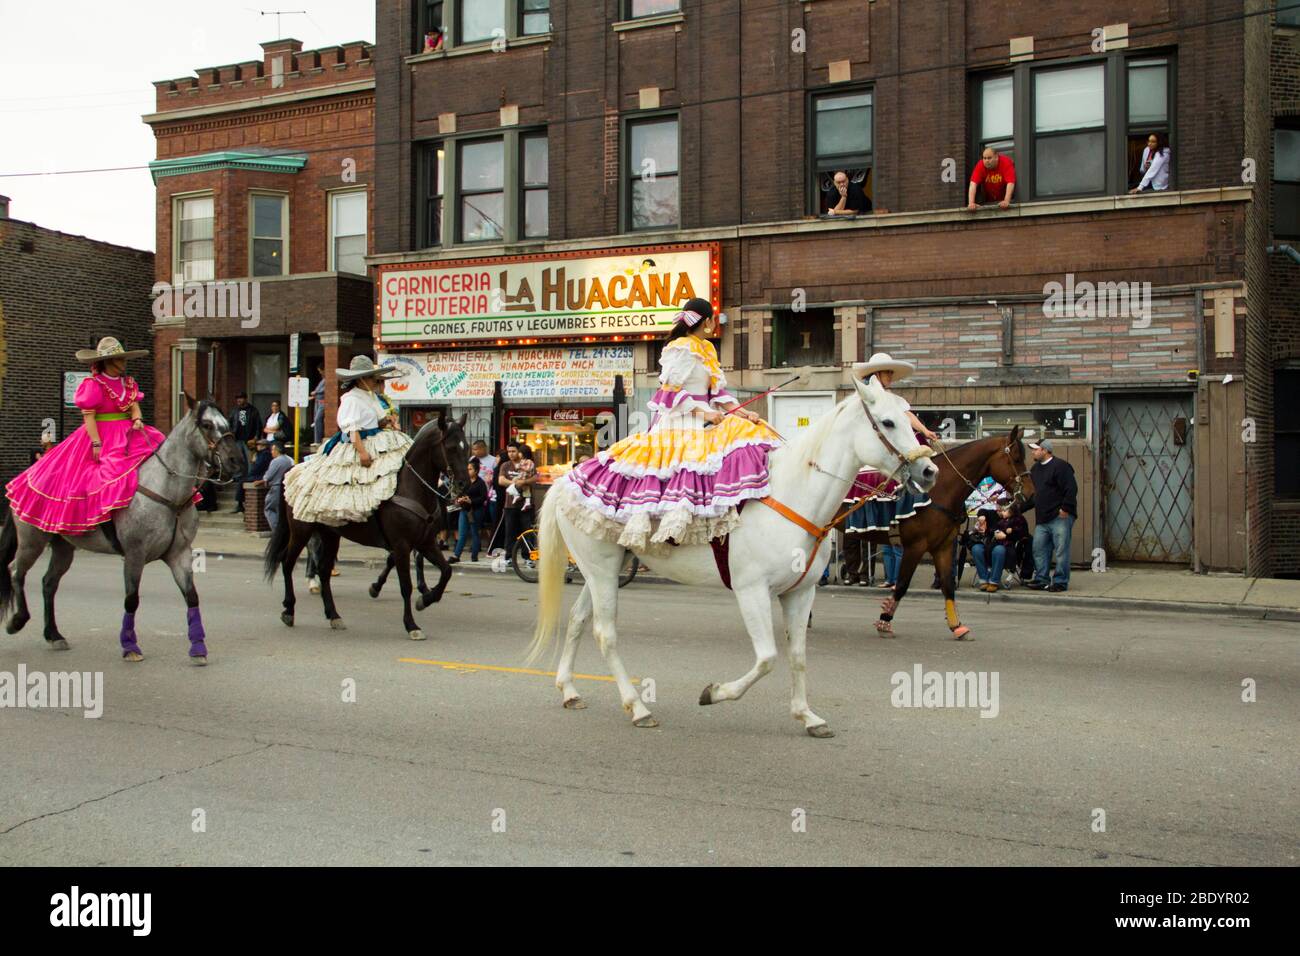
[143,38,376,443]
[0,197,155,482]
[370,0,1298,576]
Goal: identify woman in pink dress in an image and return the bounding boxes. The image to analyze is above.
[6,337,169,534]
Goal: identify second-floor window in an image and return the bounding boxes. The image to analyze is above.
[419,131,547,246]
[423,142,445,247]
[1275,125,1300,238]
[811,89,873,215]
[522,133,549,238]
[627,115,679,230]
[521,0,550,34]
[459,0,505,44]
[330,189,368,275]
[1033,63,1105,197]
[627,0,680,18]
[460,137,506,242]
[175,194,214,283]
[250,193,288,276]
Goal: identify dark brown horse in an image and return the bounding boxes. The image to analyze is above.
[263,413,471,641]
[861,427,1034,640]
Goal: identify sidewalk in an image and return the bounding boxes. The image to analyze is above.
[194,527,1300,623]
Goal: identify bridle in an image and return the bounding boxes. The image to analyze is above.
[135,415,239,514]
[810,391,935,494]
[399,426,463,503]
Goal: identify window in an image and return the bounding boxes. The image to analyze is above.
[1033,63,1106,197]
[1126,58,1170,189]
[1276,369,1300,497]
[772,308,836,367]
[1280,1,1300,27]
[422,142,445,246]
[249,193,287,277]
[811,89,873,214]
[521,133,549,238]
[627,116,679,230]
[175,195,214,283]
[459,137,505,242]
[170,346,184,429]
[626,0,680,17]
[330,190,367,275]
[521,0,549,35]
[1275,127,1300,238]
[912,406,1092,442]
[458,0,505,44]
[978,74,1014,166]
[415,0,445,53]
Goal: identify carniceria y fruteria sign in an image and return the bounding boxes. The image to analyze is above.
[375,243,721,345]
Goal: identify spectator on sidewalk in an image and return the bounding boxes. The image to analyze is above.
[247,438,272,484]
[967,146,1017,210]
[449,459,488,563]
[472,441,499,529]
[257,442,295,531]
[494,441,537,555]
[263,400,287,443]
[967,511,997,589]
[1018,439,1078,592]
[229,392,262,513]
[311,365,326,446]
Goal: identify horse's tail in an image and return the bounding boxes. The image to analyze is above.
[0,496,15,619]
[525,486,568,665]
[263,503,292,581]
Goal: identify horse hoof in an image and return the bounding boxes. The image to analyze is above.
[562,696,586,710]
[47,638,70,651]
[699,683,719,706]
[407,629,425,641]
[632,715,659,728]
[330,618,347,630]
[280,612,294,627]
[875,621,895,637]
[952,626,973,641]
[6,616,28,635]
[191,656,208,666]
[806,724,835,739]
[368,584,381,599]
[123,651,144,663]
[415,596,429,612]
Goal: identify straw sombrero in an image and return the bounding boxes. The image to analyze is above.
[851,352,915,383]
[75,336,149,364]
[337,355,403,382]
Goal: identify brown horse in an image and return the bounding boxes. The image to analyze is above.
[860,426,1034,640]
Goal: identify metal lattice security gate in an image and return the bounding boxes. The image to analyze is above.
[1101,393,1195,563]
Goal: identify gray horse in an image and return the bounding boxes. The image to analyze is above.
[0,397,243,664]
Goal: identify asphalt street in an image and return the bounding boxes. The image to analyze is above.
[0,553,1296,866]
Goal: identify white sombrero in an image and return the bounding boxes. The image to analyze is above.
[75,336,149,364]
[337,355,403,381]
[852,352,916,383]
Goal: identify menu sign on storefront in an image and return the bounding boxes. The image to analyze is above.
[379,346,635,402]
[377,244,718,345]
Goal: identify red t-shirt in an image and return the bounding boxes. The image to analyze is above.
[970,155,1016,201]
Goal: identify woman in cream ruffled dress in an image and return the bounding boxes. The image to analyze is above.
[563,297,781,550]
[282,356,409,526]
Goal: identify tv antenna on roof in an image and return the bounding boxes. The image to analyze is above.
[256,9,308,40]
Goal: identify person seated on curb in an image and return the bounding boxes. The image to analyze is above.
[966,510,998,589]
[1016,439,1078,592]
[967,146,1017,210]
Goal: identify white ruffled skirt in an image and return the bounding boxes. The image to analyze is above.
[283,429,413,526]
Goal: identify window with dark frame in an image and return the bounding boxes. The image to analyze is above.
[1279,1,1300,27]
[521,0,549,35]
[250,193,287,277]
[627,0,680,19]
[1275,126,1300,238]
[415,0,445,54]
[176,194,214,283]
[1126,57,1171,189]
[1033,62,1106,197]
[459,137,505,243]
[521,133,549,239]
[1275,369,1300,498]
[811,89,873,215]
[458,0,506,45]
[772,308,836,368]
[627,115,679,230]
[423,141,445,247]
[978,74,1014,169]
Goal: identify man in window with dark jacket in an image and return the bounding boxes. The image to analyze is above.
[1017,439,1078,592]
[229,391,263,513]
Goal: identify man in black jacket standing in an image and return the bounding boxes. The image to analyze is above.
[228,391,263,513]
[1017,439,1078,592]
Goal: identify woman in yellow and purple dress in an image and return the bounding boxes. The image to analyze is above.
[565,298,781,550]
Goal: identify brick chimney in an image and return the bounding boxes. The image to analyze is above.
[260,38,303,88]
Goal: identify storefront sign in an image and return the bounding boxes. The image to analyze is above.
[376,244,719,345]
[379,346,634,403]
[63,371,91,407]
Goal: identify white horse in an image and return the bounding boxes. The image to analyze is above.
[528,374,939,737]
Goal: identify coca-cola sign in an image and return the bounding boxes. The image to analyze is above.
[551,409,582,422]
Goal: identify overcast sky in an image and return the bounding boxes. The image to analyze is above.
[0,0,375,252]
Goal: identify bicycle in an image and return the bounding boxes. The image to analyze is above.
[511,527,639,588]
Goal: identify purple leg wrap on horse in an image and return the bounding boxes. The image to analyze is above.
[187,606,207,657]
[120,612,140,657]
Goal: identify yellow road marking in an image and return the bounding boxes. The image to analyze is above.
[398,658,637,684]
